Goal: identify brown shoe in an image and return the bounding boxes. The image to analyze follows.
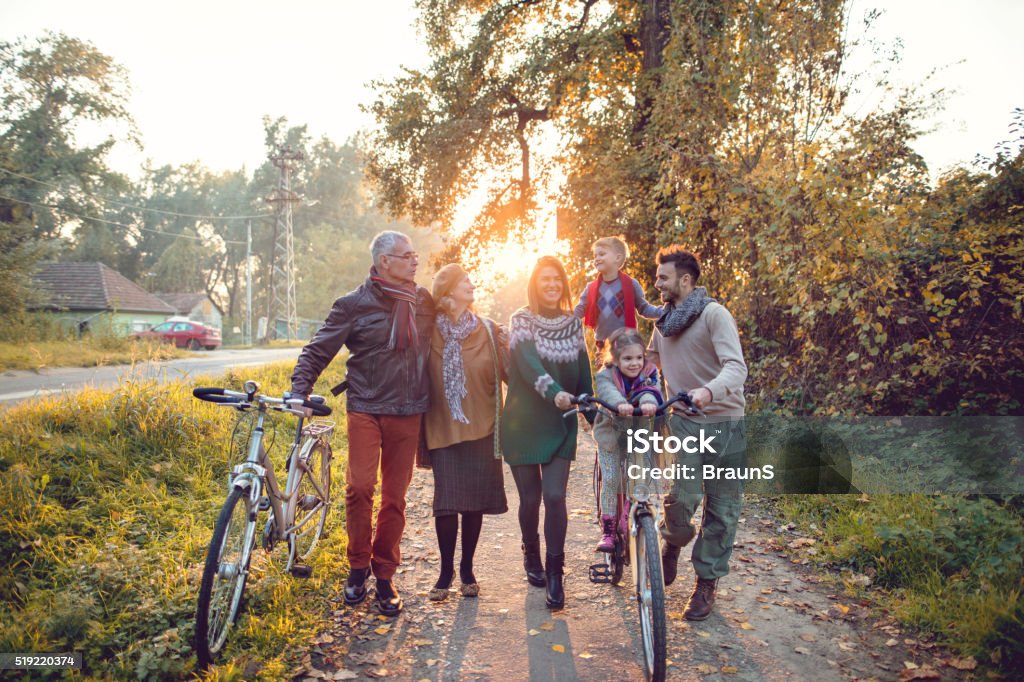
[683,577,718,621]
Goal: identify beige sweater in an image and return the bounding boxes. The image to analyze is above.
[647,302,747,417]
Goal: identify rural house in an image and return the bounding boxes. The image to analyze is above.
[154,292,224,334]
[31,262,175,336]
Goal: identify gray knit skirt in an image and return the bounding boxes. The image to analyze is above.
[429,434,509,517]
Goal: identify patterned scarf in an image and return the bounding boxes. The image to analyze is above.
[656,286,715,338]
[370,266,419,350]
[437,311,479,424]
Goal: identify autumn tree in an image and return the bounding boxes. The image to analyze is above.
[0,32,136,312]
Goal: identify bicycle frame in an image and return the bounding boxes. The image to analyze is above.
[228,405,332,571]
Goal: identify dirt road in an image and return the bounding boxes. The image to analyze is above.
[297,437,974,681]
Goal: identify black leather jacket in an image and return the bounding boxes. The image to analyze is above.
[290,277,435,415]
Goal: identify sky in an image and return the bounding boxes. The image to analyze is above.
[1,0,1021,181]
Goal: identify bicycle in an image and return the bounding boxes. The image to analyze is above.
[191,380,334,668]
[566,391,705,682]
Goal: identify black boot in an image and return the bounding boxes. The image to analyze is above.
[662,541,682,587]
[545,552,564,609]
[522,536,546,587]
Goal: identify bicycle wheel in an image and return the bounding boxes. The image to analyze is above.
[289,441,331,563]
[635,514,667,682]
[195,485,255,668]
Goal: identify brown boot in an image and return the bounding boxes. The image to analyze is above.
[683,577,718,621]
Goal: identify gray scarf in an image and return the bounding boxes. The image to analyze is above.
[656,287,715,338]
[437,311,479,424]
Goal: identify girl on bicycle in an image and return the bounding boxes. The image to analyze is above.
[592,326,662,552]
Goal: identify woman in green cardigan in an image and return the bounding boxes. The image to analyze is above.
[501,256,593,609]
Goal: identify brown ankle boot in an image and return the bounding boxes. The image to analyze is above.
[683,577,718,621]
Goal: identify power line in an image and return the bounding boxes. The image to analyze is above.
[0,192,248,245]
[0,167,267,221]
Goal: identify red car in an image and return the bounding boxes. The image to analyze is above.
[133,319,221,350]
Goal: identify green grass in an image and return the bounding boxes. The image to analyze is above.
[0,337,188,371]
[0,361,349,680]
[780,494,1024,672]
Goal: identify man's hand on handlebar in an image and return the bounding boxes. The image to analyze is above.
[617,402,634,416]
[688,387,712,410]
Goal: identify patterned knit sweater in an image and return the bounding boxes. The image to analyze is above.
[500,307,594,466]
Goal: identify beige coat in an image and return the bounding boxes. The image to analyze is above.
[424,318,506,451]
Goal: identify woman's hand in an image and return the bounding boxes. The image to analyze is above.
[639,402,657,417]
[617,402,634,416]
[553,391,573,410]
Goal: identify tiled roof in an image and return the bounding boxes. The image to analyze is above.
[32,262,176,314]
[154,292,222,315]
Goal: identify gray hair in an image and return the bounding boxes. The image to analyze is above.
[370,231,411,267]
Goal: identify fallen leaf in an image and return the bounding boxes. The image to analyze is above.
[740,622,754,630]
[799,634,816,642]
[721,665,738,674]
[552,644,565,653]
[374,626,391,635]
[946,656,977,671]
[903,661,919,670]
[411,638,433,647]
[350,653,386,667]
[788,538,816,548]
[528,629,540,636]
[364,668,389,679]
[696,663,717,674]
[332,672,358,681]
[794,647,811,655]
[886,638,899,646]
[539,622,555,631]
[426,659,439,667]
[899,666,940,681]
[578,652,593,659]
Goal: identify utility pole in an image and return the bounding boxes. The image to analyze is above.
[245,220,252,346]
[263,145,303,342]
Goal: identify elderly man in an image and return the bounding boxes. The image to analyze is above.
[289,230,434,617]
[647,246,747,621]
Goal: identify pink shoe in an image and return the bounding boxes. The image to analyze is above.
[596,515,616,552]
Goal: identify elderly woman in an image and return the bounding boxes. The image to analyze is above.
[423,264,509,601]
[501,256,593,609]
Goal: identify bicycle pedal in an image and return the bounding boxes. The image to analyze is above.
[290,564,313,579]
[589,563,612,584]
[258,496,271,511]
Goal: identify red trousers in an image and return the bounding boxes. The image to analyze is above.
[345,411,421,579]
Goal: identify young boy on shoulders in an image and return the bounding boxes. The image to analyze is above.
[575,236,663,351]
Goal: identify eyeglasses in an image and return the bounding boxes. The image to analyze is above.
[386,251,419,261]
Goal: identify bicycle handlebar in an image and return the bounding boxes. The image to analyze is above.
[192,386,332,416]
[564,392,706,418]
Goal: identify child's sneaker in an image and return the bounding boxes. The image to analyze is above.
[596,515,616,552]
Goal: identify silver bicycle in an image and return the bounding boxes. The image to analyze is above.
[569,392,704,682]
[192,380,334,668]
